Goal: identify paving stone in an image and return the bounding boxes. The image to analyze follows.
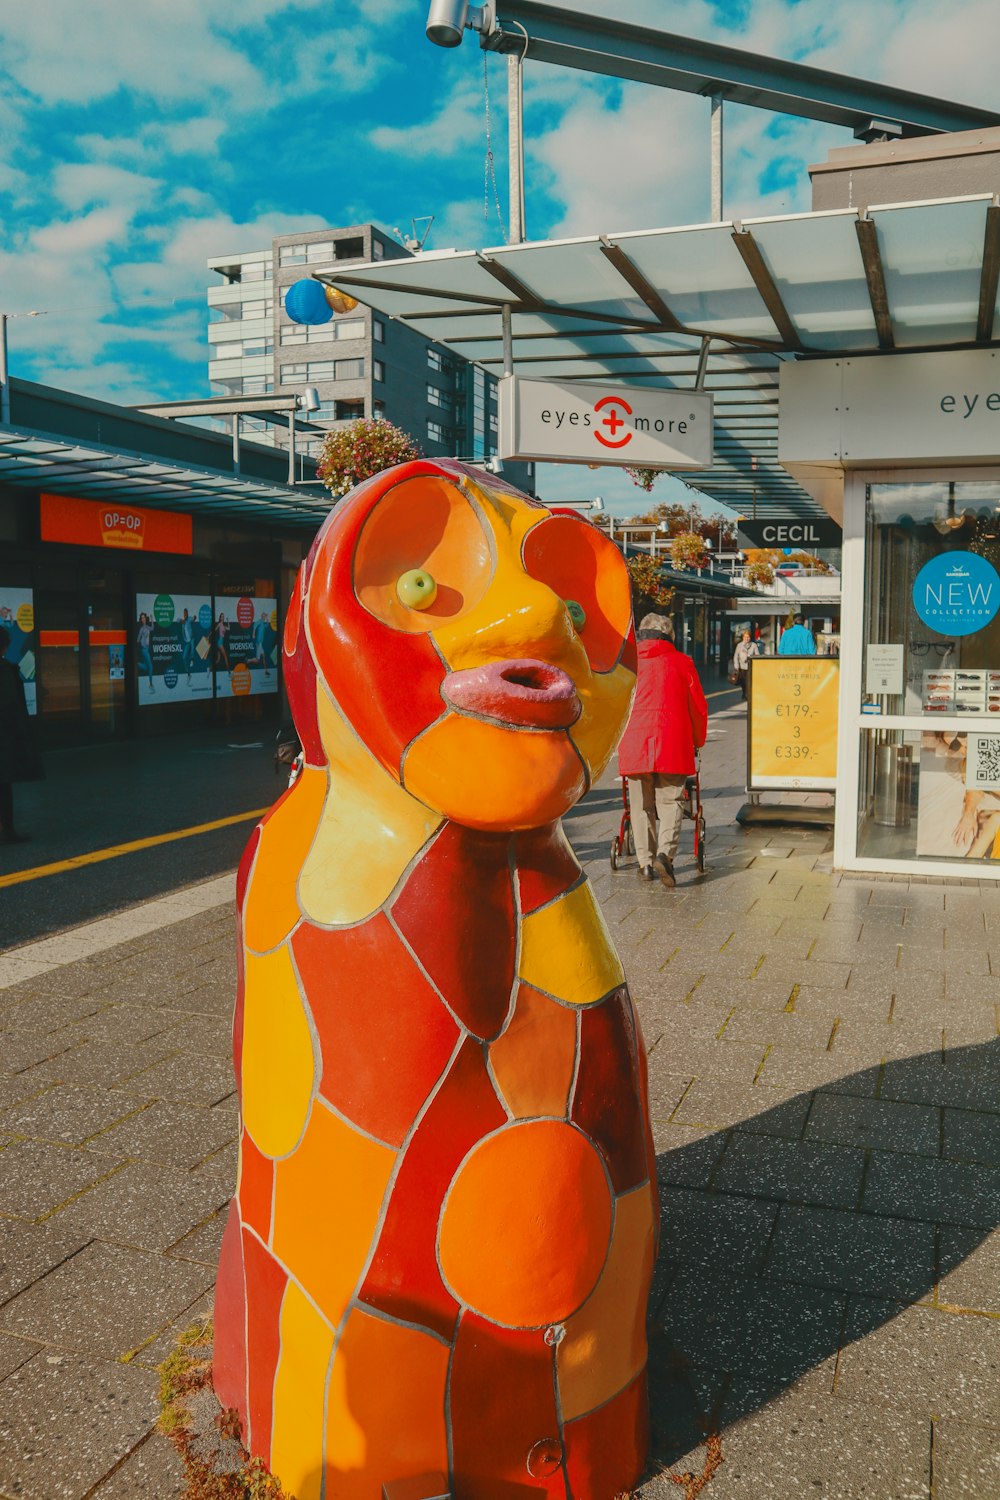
[119,1050,236,1107]
[646,1070,696,1118]
[714,1133,866,1210]
[0,1241,212,1362]
[0,1138,124,1221]
[150,1012,233,1056]
[721,1009,838,1051]
[943,1106,1000,1165]
[657,1185,778,1272]
[56,1004,181,1048]
[881,1053,1000,1112]
[0,1070,54,1112]
[166,1207,228,1268]
[766,1202,936,1299]
[837,1301,1000,1424]
[28,1037,181,1092]
[0,1030,82,1074]
[805,1093,940,1156]
[0,1331,40,1379]
[0,990,106,1031]
[50,1150,233,1251]
[89,1430,186,1497]
[131,1289,215,1372]
[0,1084,148,1147]
[89,1097,239,1169]
[639,1389,930,1500]
[937,1227,1000,1315]
[672,1078,813,1137]
[651,1037,766,1085]
[932,1417,1000,1499]
[0,1350,158,1500]
[755,1047,867,1095]
[863,1150,1000,1228]
[0,1219,91,1304]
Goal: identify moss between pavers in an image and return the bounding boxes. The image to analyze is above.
[158,1319,288,1500]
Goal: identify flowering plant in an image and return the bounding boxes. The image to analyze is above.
[625,554,674,608]
[624,466,660,493]
[746,560,776,587]
[670,531,709,571]
[316,417,421,497]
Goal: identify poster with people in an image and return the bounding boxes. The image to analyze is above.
[135,592,214,706]
[916,730,1000,860]
[213,594,279,698]
[0,586,37,715]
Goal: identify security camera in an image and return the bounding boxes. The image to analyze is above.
[297,385,321,414]
[484,455,504,475]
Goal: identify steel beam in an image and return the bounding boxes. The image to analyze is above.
[482,1,1000,137]
[855,215,894,351]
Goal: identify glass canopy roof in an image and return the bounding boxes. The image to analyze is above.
[318,195,1000,519]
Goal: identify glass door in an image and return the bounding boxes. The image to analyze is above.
[35,587,84,736]
[85,574,129,736]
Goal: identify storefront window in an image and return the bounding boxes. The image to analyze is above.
[857,481,1000,867]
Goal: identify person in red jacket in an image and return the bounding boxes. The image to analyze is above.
[617,612,708,887]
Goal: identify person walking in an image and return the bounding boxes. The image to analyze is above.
[136,612,154,693]
[778,616,816,655]
[733,628,759,701]
[617,613,708,888]
[0,626,32,843]
[180,608,195,683]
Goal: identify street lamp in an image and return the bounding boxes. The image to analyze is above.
[0,311,47,426]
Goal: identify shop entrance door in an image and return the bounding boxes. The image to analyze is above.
[85,575,129,737]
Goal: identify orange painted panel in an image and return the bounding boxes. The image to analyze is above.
[40,491,192,553]
[39,630,79,647]
[488,985,577,1120]
[243,766,327,953]
[438,1119,612,1330]
[556,1182,656,1421]
[272,1101,395,1326]
[326,1307,449,1498]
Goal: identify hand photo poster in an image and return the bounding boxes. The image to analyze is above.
[0,587,37,715]
[213,594,279,699]
[916,730,1000,860]
[135,592,214,706]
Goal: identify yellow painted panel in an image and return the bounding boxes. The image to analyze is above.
[273,1102,396,1327]
[242,944,316,1160]
[518,881,624,1006]
[556,1181,656,1421]
[569,661,636,784]
[244,768,328,953]
[270,1282,336,1500]
[298,690,441,927]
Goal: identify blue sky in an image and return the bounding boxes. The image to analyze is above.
[1,0,997,513]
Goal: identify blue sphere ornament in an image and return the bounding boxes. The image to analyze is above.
[782,547,793,556]
[284,279,334,326]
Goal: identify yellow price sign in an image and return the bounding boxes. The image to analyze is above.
[749,657,839,790]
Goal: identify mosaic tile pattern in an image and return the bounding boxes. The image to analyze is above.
[213,460,655,1499]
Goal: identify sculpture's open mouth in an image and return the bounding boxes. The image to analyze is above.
[442,658,582,730]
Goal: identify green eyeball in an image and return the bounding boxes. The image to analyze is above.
[566,599,586,631]
[396,569,438,609]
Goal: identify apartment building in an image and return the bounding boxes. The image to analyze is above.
[206,223,534,490]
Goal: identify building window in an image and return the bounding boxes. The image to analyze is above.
[373,360,384,383]
[334,358,365,380]
[241,339,273,358]
[279,243,307,266]
[372,240,385,260]
[373,320,385,342]
[334,319,365,341]
[242,377,274,395]
[212,342,244,361]
[305,241,334,263]
[239,260,272,282]
[335,237,364,260]
[427,347,444,371]
[427,384,451,409]
[374,399,385,418]
[335,399,365,421]
[280,363,307,384]
[280,327,306,346]
[427,420,446,443]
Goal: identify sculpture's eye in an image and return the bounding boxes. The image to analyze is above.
[397,569,438,609]
[522,515,632,673]
[566,599,586,631]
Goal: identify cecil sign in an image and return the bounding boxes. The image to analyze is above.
[499,376,712,469]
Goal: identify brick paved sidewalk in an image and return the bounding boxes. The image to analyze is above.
[0,701,998,1498]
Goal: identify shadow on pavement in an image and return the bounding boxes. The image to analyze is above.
[647,1037,1000,1469]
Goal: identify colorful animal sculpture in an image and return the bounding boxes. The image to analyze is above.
[214,459,658,1500]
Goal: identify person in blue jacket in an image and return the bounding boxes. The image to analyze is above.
[778,616,816,655]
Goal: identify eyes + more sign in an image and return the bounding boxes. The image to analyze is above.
[499,377,713,470]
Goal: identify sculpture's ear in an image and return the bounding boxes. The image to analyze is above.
[283,561,325,768]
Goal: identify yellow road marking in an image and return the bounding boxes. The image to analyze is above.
[0,808,269,890]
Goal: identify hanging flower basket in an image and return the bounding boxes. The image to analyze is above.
[670,531,709,571]
[623,466,660,494]
[746,560,775,587]
[316,417,421,498]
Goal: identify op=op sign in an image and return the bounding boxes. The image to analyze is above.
[499,377,713,469]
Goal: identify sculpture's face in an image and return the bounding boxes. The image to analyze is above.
[287,461,636,831]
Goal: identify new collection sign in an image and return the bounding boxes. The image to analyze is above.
[912,551,1000,637]
[499,377,713,469]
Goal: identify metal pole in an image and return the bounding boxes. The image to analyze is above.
[0,315,8,426]
[288,407,296,484]
[710,94,724,221]
[502,303,514,375]
[508,51,525,243]
[232,413,240,476]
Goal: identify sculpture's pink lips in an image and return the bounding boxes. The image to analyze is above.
[442,659,582,730]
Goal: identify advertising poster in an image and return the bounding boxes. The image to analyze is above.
[917,731,1000,860]
[0,586,37,715]
[135,592,214,706]
[213,594,279,699]
[748,657,839,790]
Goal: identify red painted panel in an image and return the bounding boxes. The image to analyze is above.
[563,1369,649,1499]
[571,989,649,1194]
[212,1203,249,1438]
[239,1130,274,1243]
[513,824,582,916]
[242,1229,288,1466]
